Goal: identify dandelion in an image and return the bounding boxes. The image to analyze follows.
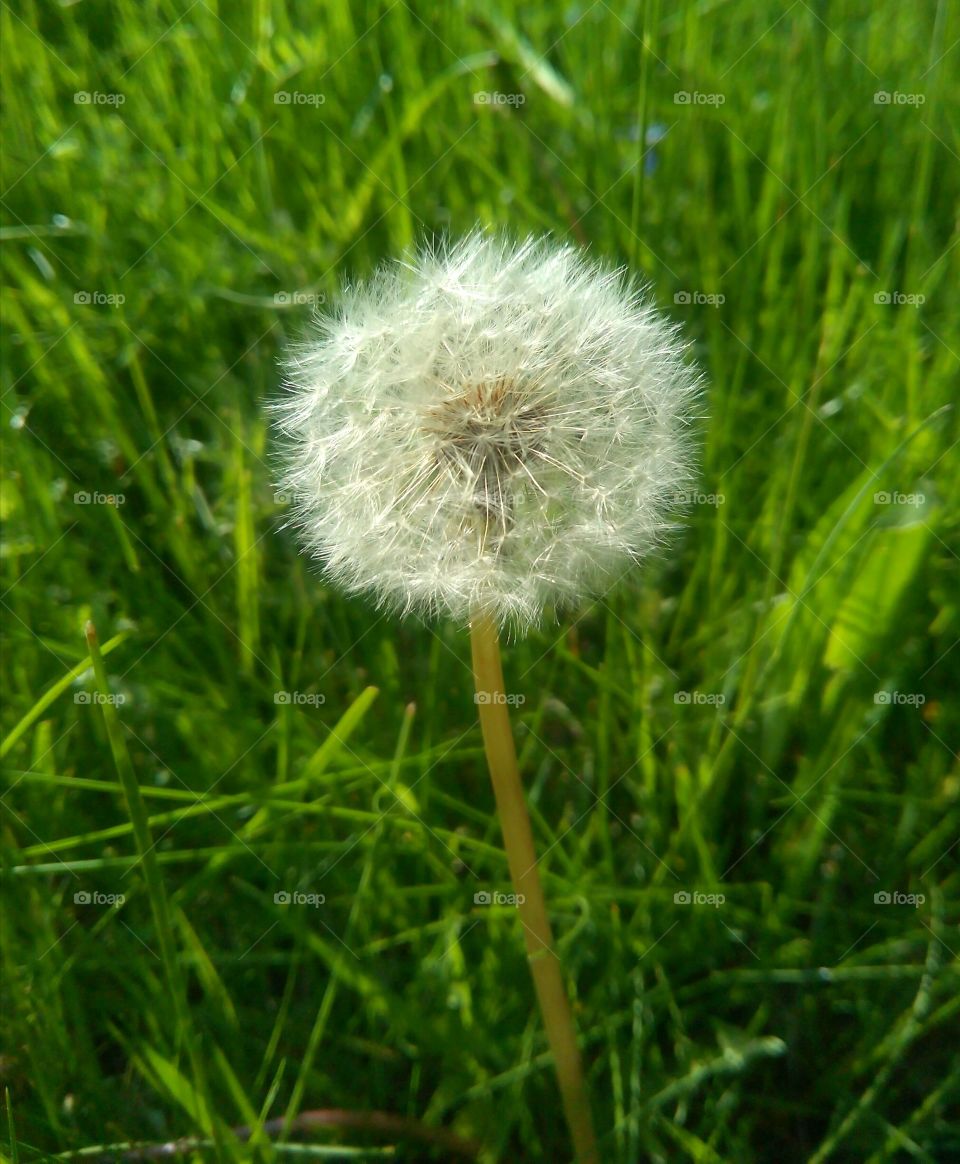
[274,230,701,636]
[273,231,702,1163]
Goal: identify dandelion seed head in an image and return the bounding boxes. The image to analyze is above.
[273,231,704,634]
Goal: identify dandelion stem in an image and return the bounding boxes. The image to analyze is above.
[469,610,599,1164]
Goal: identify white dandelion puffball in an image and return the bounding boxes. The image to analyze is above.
[274,231,702,633]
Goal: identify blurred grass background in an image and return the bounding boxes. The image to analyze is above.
[2,0,959,1160]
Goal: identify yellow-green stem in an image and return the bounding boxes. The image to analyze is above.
[469,610,599,1164]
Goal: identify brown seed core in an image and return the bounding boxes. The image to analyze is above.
[423,375,548,550]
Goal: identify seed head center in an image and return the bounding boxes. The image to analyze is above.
[426,376,546,472]
[424,376,549,547]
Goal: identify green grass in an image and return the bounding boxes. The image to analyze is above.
[2,1,958,1160]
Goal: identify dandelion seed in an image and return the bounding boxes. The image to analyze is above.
[273,230,702,634]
